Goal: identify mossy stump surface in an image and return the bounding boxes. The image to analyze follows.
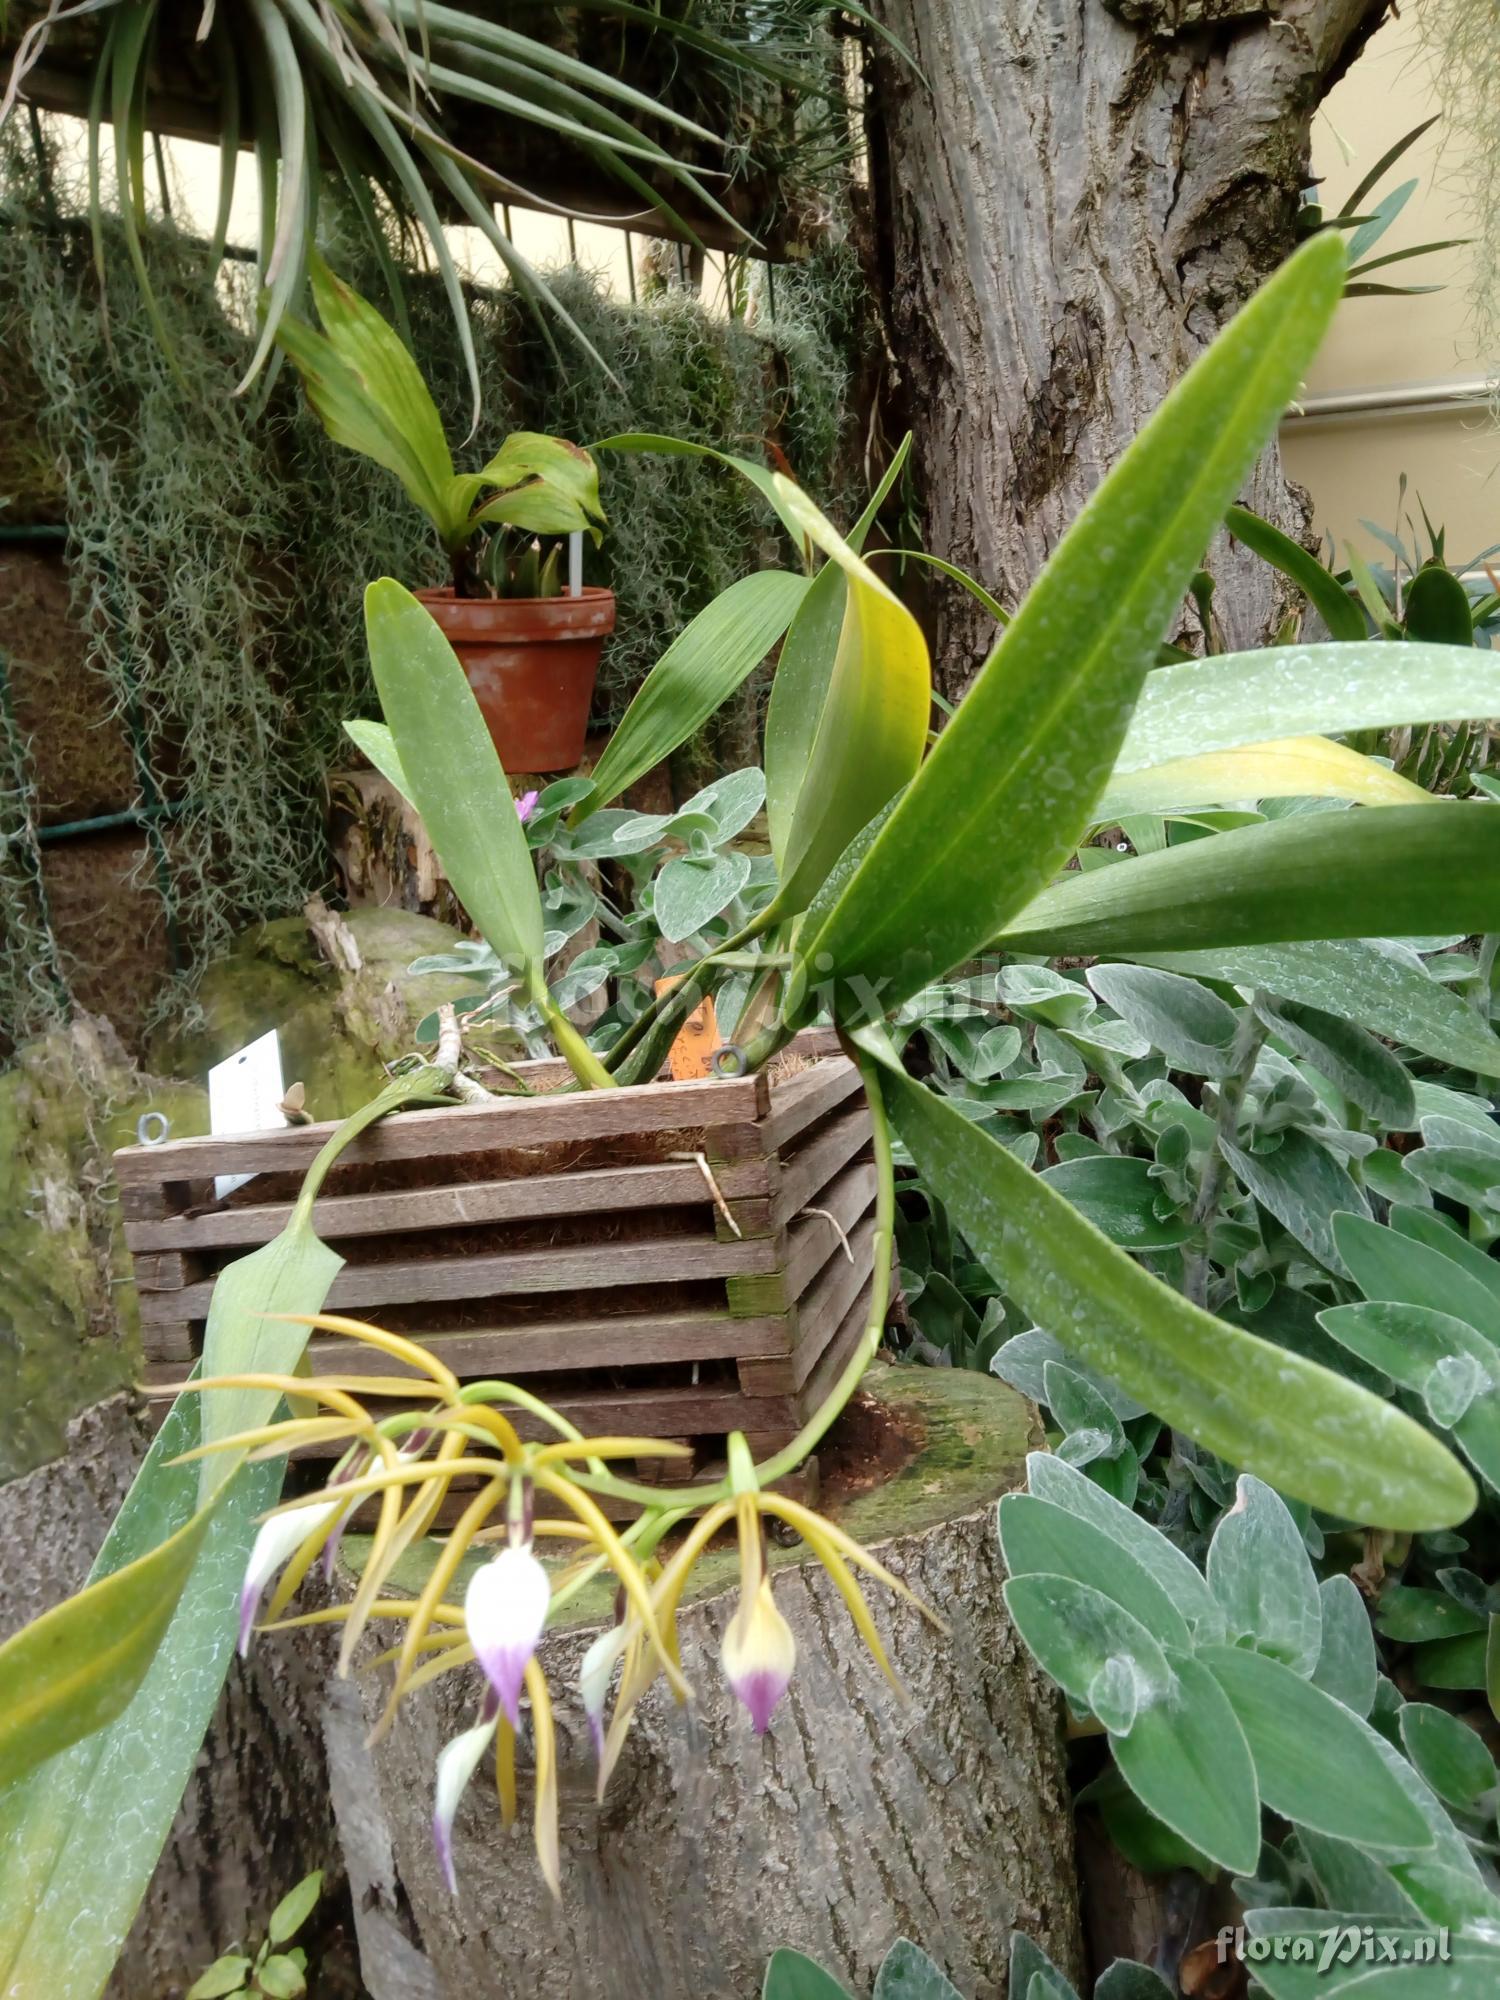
[326,1364,1082,2000]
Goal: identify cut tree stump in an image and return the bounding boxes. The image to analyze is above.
[326,1363,1082,2000]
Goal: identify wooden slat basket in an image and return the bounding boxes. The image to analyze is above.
[115,1029,882,1490]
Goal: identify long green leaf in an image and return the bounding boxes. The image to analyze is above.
[764,478,930,916]
[763,437,913,866]
[878,1062,1475,1528]
[277,255,456,535]
[0,1499,217,1792]
[365,578,546,1000]
[1138,940,1500,1079]
[1115,641,1500,774]
[238,0,312,394]
[795,233,1348,1012]
[592,433,810,548]
[577,571,810,821]
[0,1396,284,2000]
[997,805,1500,959]
[1095,734,1430,820]
[1225,507,1366,641]
[0,1070,438,1995]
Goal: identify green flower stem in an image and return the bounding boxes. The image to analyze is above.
[751,1047,896,1487]
[600,912,773,1074]
[540,995,618,1090]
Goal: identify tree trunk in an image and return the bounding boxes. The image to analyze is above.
[868,0,1388,693]
[329,1367,1082,2000]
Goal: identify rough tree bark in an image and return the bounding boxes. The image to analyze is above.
[329,1368,1082,2000]
[867,0,1389,692]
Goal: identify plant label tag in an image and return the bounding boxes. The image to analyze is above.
[209,1030,287,1200]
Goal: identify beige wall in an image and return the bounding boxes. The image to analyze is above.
[1279,12,1499,566]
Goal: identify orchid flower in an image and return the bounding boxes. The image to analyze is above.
[515,789,540,823]
[595,1434,943,1780]
[185,1316,937,1899]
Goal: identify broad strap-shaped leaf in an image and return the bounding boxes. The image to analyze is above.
[0,1396,283,1998]
[0,1069,438,1994]
[763,438,913,869]
[1095,734,1431,821]
[762,477,930,917]
[365,579,546,1002]
[578,571,810,821]
[1134,940,1500,1079]
[276,255,458,539]
[592,432,810,548]
[0,1497,217,1793]
[1115,639,1500,773]
[1199,1645,1434,1853]
[879,1063,1475,1528]
[997,805,1500,960]
[793,232,1348,1012]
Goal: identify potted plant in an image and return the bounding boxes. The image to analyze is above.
[277,256,614,772]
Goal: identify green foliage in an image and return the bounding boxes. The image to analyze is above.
[0,0,850,403]
[763,1934,1171,2000]
[185,1870,322,1999]
[17,230,1500,1997]
[279,259,605,585]
[0,137,855,1043]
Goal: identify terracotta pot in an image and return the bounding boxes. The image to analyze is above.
[415,586,615,772]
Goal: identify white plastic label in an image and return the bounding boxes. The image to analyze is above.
[208,1030,287,1200]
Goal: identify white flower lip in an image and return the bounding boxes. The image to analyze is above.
[464,1542,551,1726]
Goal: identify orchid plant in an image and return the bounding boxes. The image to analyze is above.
[13,229,1500,1990]
[180,1313,934,1893]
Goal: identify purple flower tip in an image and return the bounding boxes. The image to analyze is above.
[515,790,540,824]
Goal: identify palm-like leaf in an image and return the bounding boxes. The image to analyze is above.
[2,0,843,407]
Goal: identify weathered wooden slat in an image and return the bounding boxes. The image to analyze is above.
[794,1268,876,1417]
[127,1249,190,1291]
[141,1302,796,1388]
[772,1104,872,1227]
[114,1071,770,1184]
[738,1215,876,1395]
[138,1227,783,1325]
[783,1162,877,1305]
[762,1057,863,1153]
[122,1154,773,1254]
[144,1375,800,1440]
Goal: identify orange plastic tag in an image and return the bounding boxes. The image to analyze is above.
[655,976,720,1081]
